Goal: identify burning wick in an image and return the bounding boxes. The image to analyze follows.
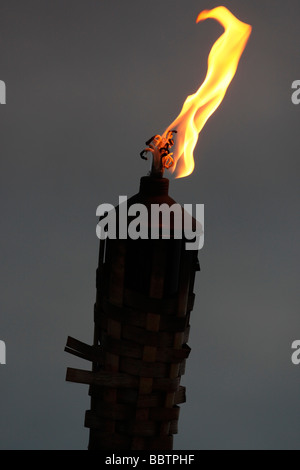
[140,6,252,179]
[140,130,177,177]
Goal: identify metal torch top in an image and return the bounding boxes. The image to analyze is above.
[140,130,177,177]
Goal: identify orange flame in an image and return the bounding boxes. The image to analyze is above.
[164,6,252,178]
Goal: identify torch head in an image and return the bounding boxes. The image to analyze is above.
[140,130,177,177]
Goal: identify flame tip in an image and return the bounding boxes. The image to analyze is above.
[164,7,252,179]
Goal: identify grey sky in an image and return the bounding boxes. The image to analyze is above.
[0,0,299,449]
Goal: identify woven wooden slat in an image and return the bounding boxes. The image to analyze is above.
[174,386,186,405]
[123,288,177,314]
[146,435,174,450]
[95,302,188,332]
[89,387,139,405]
[66,368,138,388]
[120,357,168,378]
[138,377,153,395]
[122,325,175,348]
[102,336,143,359]
[111,418,179,438]
[179,359,186,376]
[152,376,181,392]
[149,405,180,421]
[187,292,195,311]
[67,367,181,392]
[136,392,164,408]
[88,430,131,450]
[84,411,116,433]
[64,336,104,363]
[117,420,159,437]
[88,432,174,451]
[169,419,178,435]
[101,336,191,363]
[101,293,196,319]
[92,402,135,421]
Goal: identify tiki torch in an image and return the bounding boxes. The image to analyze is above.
[65,6,252,451]
[65,131,201,450]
